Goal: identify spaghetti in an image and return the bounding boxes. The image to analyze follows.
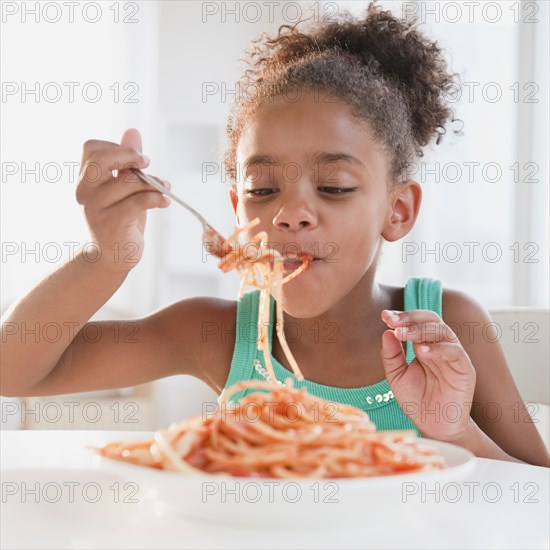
[97,380,445,478]
[216,218,311,383]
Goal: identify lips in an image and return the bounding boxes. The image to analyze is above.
[282,254,322,277]
[283,258,304,268]
[281,250,319,273]
[283,256,322,263]
[278,247,323,261]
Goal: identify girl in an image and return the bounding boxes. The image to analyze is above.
[1,3,548,466]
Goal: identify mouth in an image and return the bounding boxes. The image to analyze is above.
[283,256,322,263]
[282,254,322,273]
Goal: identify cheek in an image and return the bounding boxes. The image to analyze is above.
[236,198,253,222]
[238,201,275,233]
[332,219,380,264]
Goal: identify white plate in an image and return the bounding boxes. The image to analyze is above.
[97,438,476,528]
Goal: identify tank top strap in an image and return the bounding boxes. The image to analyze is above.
[219,290,262,402]
[404,277,442,364]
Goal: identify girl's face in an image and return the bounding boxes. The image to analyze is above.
[231,91,418,318]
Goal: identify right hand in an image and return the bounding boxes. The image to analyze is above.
[76,128,171,274]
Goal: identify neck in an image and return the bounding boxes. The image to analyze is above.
[278,270,388,357]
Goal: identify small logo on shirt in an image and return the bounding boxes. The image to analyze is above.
[365,390,394,405]
[253,359,283,385]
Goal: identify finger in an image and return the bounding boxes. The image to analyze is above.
[380,329,408,384]
[80,139,147,168]
[414,342,476,391]
[381,309,442,329]
[111,170,170,191]
[394,322,458,344]
[414,341,470,370]
[121,128,142,152]
[77,148,150,196]
[84,174,171,210]
[103,190,171,219]
[80,139,118,158]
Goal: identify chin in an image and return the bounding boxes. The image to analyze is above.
[278,276,335,319]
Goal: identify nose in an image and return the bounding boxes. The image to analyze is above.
[272,194,318,232]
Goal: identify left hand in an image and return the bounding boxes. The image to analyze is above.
[380,309,477,442]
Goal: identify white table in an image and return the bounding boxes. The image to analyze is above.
[1,430,548,549]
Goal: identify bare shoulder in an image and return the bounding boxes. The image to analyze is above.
[145,296,237,328]
[441,287,492,328]
[142,296,237,392]
[440,287,500,371]
[440,287,503,355]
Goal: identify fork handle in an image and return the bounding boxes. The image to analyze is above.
[129,168,210,227]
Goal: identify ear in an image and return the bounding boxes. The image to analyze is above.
[381,180,422,242]
[229,186,240,222]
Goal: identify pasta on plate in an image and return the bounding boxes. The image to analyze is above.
[97,380,445,478]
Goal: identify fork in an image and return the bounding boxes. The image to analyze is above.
[129,168,227,258]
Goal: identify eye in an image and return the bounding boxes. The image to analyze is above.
[318,186,357,194]
[244,188,278,197]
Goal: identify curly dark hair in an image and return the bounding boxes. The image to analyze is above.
[223,1,459,184]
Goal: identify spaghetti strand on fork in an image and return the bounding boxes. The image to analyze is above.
[217,218,311,383]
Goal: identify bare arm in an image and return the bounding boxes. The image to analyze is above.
[1,130,175,396]
[1,251,128,396]
[442,289,550,467]
[2,292,236,398]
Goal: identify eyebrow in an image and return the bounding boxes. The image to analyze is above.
[243,152,367,171]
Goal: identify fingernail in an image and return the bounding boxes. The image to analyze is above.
[163,180,171,190]
[387,310,401,322]
[142,154,150,166]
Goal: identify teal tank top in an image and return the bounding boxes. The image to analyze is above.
[221,277,442,437]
